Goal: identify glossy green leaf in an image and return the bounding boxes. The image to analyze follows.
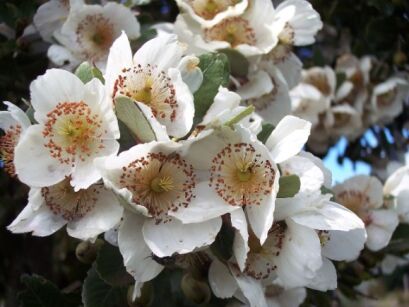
[96,243,133,287]
[277,175,301,198]
[257,123,275,144]
[75,62,104,84]
[82,265,128,307]
[115,96,157,143]
[219,48,249,77]
[193,53,230,126]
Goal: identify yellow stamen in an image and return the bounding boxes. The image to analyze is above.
[150,176,174,193]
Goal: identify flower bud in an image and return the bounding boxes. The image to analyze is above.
[75,239,103,264]
[181,272,211,305]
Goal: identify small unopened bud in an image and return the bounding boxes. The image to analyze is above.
[75,239,103,264]
[181,272,211,305]
[394,51,407,66]
[127,282,153,307]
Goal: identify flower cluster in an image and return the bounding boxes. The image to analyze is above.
[2,0,409,306]
[290,54,409,154]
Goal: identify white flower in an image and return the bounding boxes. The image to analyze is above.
[302,66,336,102]
[97,141,222,261]
[48,1,140,70]
[275,191,366,290]
[105,32,195,138]
[272,0,323,46]
[335,54,372,112]
[237,65,292,126]
[33,0,81,42]
[0,102,31,177]
[174,0,277,57]
[175,0,248,27]
[290,83,328,126]
[384,165,409,223]
[333,175,399,251]
[8,179,123,241]
[324,104,363,139]
[14,69,120,190]
[370,77,409,123]
[174,116,310,246]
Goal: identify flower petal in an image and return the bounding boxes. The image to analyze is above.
[322,228,366,261]
[266,115,311,163]
[230,209,249,272]
[366,209,399,251]
[118,211,164,282]
[208,259,238,299]
[14,125,71,188]
[142,216,222,257]
[307,257,337,291]
[67,188,123,240]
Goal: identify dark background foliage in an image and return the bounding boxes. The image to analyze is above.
[0,0,408,306]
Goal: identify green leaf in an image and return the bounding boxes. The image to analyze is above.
[320,186,335,201]
[219,48,249,77]
[257,123,275,144]
[115,96,157,143]
[96,243,133,287]
[75,62,104,84]
[335,72,347,91]
[193,53,230,126]
[277,175,301,198]
[210,222,235,262]
[19,274,80,307]
[82,265,128,307]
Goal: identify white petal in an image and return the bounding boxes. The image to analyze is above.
[201,87,241,125]
[322,228,366,261]
[166,68,194,137]
[14,125,71,188]
[290,201,365,232]
[118,211,164,282]
[133,34,185,71]
[105,32,134,99]
[102,2,140,39]
[142,216,222,257]
[236,70,273,101]
[230,210,249,272]
[2,101,31,129]
[245,193,276,245]
[177,55,203,93]
[7,190,66,237]
[266,115,311,163]
[47,45,79,70]
[67,188,123,240]
[307,257,337,291]
[229,265,268,307]
[30,69,85,123]
[208,259,238,299]
[169,180,239,223]
[366,209,399,251]
[276,220,322,288]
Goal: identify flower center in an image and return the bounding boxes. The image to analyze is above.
[189,0,240,20]
[209,143,275,206]
[43,101,106,166]
[119,152,196,222]
[332,112,351,128]
[263,43,293,64]
[204,17,256,47]
[0,124,21,177]
[377,87,397,108]
[113,64,178,123]
[42,178,100,221]
[244,223,286,280]
[303,72,332,97]
[76,13,115,61]
[278,22,294,45]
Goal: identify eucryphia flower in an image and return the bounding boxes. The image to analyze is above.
[271,0,323,47]
[33,0,78,42]
[105,32,196,138]
[14,69,120,190]
[370,76,409,123]
[97,141,222,282]
[7,178,122,241]
[176,115,311,246]
[333,175,399,251]
[0,102,31,177]
[48,1,140,70]
[174,0,277,57]
[175,0,248,27]
[384,165,409,223]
